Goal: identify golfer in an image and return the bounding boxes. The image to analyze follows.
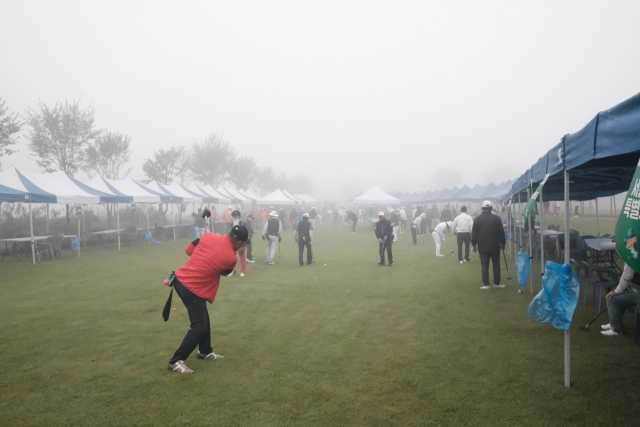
[167,225,249,373]
[389,209,400,242]
[346,209,358,233]
[228,210,248,277]
[471,201,506,289]
[411,213,426,245]
[296,213,314,265]
[452,205,473,263]
[192,208,207,236]
[262,210,282,265]
[432,221,452,257]
[375,211,394,266]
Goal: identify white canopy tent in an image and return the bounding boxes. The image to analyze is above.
[295,194,318,204]
[201,185,234,204]
[187,183,229,204]
[353,185,400,205]
[0,167,120,263]
[220,186,254,205]
[282,190,304,205]
[138,180,184,240]
[257,188,298,206]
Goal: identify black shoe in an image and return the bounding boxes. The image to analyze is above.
[465,259,471,262]
[378,262,385,266]
[387,263,393,267]
[300,264,304,266]
[306,262,312,265]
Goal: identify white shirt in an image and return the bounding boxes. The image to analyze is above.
[412,216,424,227]
[433,222,448,238]
[411,208,417,218]
[399,209,406,220]
[615,263,635,294]
[339,209,344,216]
[452,213,473,234]
[358,208,362,216]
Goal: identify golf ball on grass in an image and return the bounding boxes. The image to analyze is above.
[163,279,170,286]
[172,308,177,311]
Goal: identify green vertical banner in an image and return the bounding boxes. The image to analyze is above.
[615,162,640,271]
[523,174,549,224]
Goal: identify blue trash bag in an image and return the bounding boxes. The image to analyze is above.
[505,231,510,242]
[71,237,81,254]
[145,229,162,245]
[516,252,531,289]
[188,225,197,238]
[525,261,580,330]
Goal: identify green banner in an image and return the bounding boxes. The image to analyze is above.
[523,174,549,224]
[615,163,640,271]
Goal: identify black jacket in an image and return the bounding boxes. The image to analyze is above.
[347,211,358,223]
[471,211,506,253]
[375,219,394,240]
[389,212,399,226]
[440,209,452,222]
[297,218,312,238]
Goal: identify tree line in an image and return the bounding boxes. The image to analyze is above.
[0,97,312,221]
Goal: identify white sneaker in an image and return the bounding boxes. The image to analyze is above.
[228,270,235,276]
[436,254,444,257]
[601,323,612,331]
[168,360,193,373]
[601,330,620,336]
[197,351,224,360]
[240,273,245,277]
[493,284,505,289]
[246,259,255,263]
[460,260,464,264]
[480,285,490,290]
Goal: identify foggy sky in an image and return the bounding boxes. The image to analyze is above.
[1,1,639,200]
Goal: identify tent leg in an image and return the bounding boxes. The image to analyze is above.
[78,212,81,258]
[172,204,176,241]
[595,198,600,235]
[527,185,533,294]
[46,204,49,235]
[82,204,86,247]
[564,170,570,388]
[29,199,36,265]
[117,203,121,251]
[540,187,545,277]
[147,203,151,244]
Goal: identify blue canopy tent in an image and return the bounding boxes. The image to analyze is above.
[422,188,447,203]
[450,185,472,202]
[437,186,461,203]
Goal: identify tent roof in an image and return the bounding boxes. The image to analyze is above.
[86,176,134,203]
[282,189,304,204]
[294,193,318,204]
[219,186,253,204]
[0,167,117,204]
[97,177,171,203]
[141,181,183,203]
[258,188,298,205]
[451,185,472,202]
[162,183,205,204]
[422,188,447,203]
[352,185,400,205]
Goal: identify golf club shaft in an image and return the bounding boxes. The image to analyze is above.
[585,307,608,327]
[502,249,509,273]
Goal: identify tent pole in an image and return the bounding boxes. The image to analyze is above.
[595,198,600,235]
[172,203,176,241]
[610,196,613,216]
[146,203,151,244]
[540,186,545,277]
[613,194,617,217]
[116,203,121,251]
[78,208,81,258]
[527,184,533,294]
[82,204,86,247]
[46,204,49,235]
[518,194,522,254]
[29,198,36,265]
[564,170,570,388]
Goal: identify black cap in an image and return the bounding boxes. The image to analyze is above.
[461,205,467,212]
[230,225,250,243]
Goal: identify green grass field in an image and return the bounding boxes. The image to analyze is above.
[1,221,639,426]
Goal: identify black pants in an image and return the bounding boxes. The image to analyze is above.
[169,279,213,364]
[457,232,471,262]
[421,221,426,235]
[246,241,253,261]
[352,221,357,233]
[333,216,338,226]
[411,225,418,245]
[479,250,501,286]
[379,240,393,264]
[298,237,313,265]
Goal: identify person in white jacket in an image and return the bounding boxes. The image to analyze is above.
[432,221,452,256]
[399,207,407,233]
[411,213,426,245]
[452,205,474,264]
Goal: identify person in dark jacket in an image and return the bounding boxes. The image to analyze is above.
[295,213,314,266]
[245,214,256,263]
[346,210,358,233]
[471,201,507,289]
[375,211,394,266]
[440,204,453,222]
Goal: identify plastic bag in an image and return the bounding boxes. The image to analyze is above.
[516,252,531,289]
[505,231,510,242]
[525,261,580,330]
[145,229,162,245]
[71,237,81,254]
[188,225,197,238]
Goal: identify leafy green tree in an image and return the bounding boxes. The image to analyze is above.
[25,99,100,175]
[142,147,184,185]
[0,98,22,165]
[253,166,277,196]
[25,99,101,223]
[229,155,257,191]
[191,133,236,187]
[84,132,133,179]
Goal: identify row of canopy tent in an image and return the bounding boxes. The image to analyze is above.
[0,167,318,264]
[388,180,513,205]
[506,91,640,389]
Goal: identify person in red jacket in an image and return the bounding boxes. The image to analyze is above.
[167,224,249,373]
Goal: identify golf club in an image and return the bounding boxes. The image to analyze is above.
[502,249,512,280]
[443,237,455,256]
[578,307,608,332]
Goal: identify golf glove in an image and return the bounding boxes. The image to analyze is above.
[378,238,383,243]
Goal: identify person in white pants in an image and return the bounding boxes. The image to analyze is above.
[262,210,282,264]
[432,221,452,256]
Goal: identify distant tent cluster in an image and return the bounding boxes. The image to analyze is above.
[387,180,513,206]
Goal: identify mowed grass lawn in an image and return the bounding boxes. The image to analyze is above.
[1,221,639,426]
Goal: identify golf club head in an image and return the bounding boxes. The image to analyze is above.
[506,275,512,280]
[578,326,589,332]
